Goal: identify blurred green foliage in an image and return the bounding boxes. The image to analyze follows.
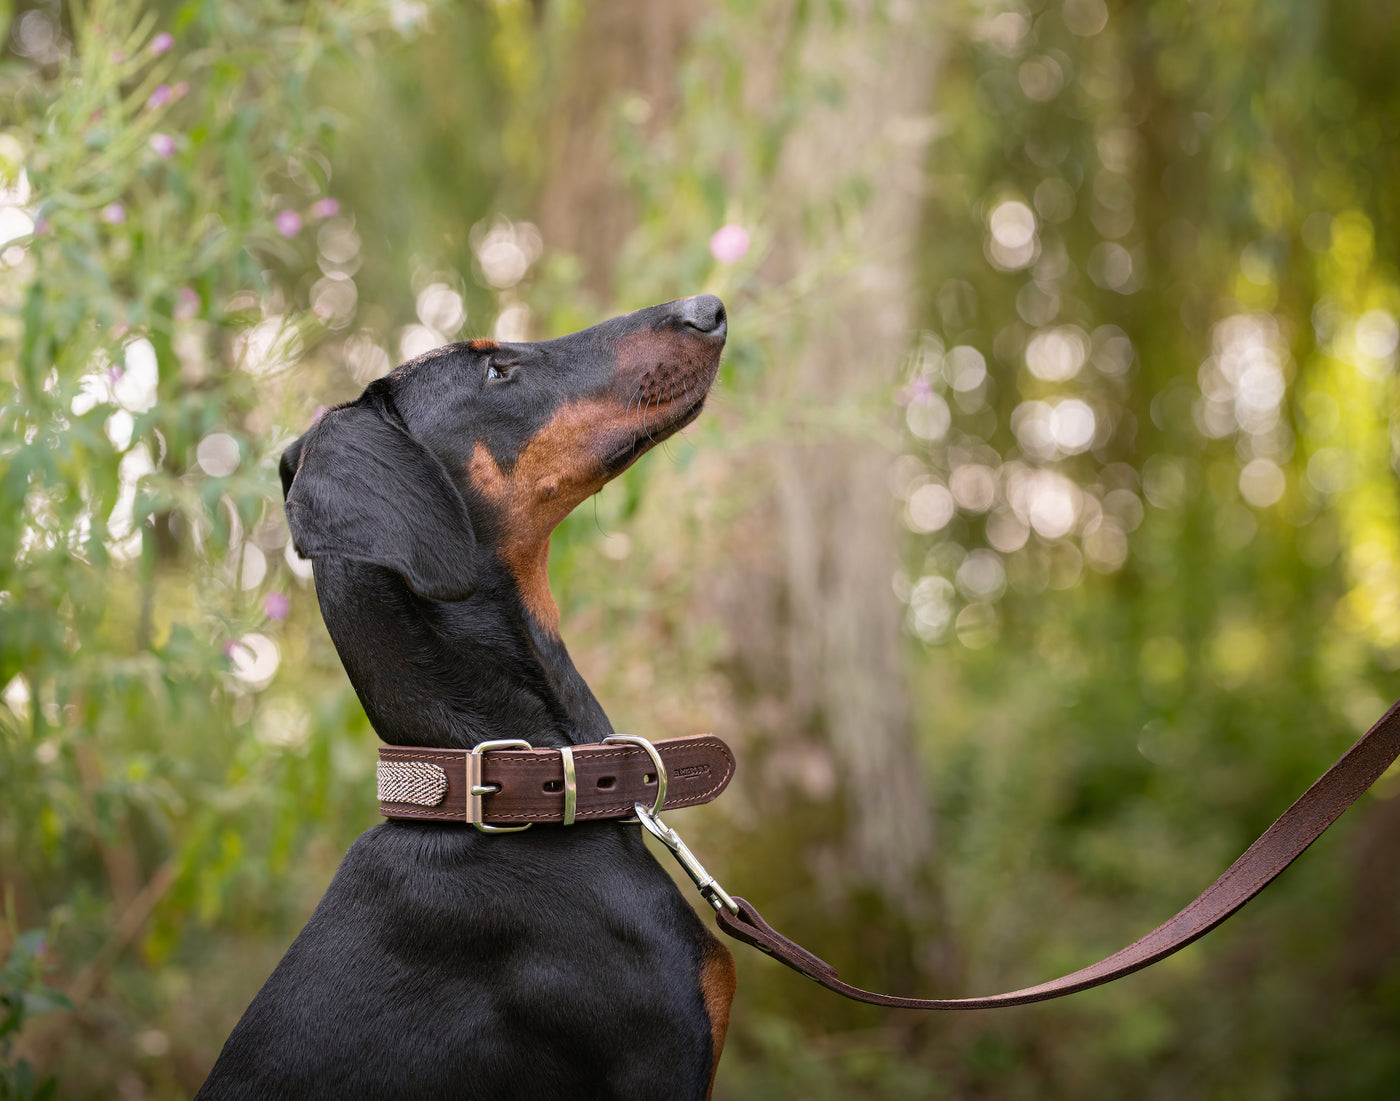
[2,0,1400,1098]
[1,929,66,1100]
[1,0,422,1091]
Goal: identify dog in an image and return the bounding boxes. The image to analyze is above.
[196,295,735,1100]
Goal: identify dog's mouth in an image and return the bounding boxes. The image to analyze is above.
[602,382,713,475]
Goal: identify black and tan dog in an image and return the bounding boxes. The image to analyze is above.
[197,296,735,1100]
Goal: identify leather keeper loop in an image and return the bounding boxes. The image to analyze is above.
[559,745,577,827]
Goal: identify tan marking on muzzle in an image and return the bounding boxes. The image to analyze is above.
[614,328,722,412]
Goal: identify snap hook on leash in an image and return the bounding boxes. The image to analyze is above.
[605,734,740,915]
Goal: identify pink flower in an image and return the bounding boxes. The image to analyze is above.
[310,405,330,424]
[709,224,750,264]
[222,639,240,659]
[173,81,190,99]
[275,210,302,238]
[102,203,126,225]
[111,50,126,64]
[311,198,341,219]
[33,216,50,236]
[147,84,172,109]
[150,32,174,56]
[264,592,291,620]
[149,133,176,158]
[896,376,933,407]
[174,286,200,321]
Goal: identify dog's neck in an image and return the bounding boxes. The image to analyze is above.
[312,551,611,751]
[513,551,612,743]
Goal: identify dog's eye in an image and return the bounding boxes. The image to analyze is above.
[486,363,505,381]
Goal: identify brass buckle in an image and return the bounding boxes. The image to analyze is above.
[467,739,533,833]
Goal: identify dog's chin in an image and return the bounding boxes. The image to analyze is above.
[601,390,710,475]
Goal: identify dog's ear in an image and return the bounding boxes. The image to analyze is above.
[280,405,479,601]
[278,432,307,502]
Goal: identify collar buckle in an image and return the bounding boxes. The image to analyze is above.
[467,739,534,833]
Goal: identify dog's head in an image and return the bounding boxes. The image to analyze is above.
[278,295,726,630]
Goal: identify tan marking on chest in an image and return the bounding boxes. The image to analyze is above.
[700,937,737,1099]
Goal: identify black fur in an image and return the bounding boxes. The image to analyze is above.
[198,296,730,1100]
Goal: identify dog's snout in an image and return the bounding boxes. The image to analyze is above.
[676,294,727,338]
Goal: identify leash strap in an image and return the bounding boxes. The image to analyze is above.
[714,698,1400,1009]
[378,734,734,827]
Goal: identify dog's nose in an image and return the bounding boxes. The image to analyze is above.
[677,294,727,338]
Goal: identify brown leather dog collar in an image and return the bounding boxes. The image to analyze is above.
[378,734,734,828]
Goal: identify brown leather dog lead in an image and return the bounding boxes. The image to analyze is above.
[715,697,1400,1009]
[379,699,1400,1010]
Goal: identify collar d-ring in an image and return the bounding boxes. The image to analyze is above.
[601,734,668,818]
